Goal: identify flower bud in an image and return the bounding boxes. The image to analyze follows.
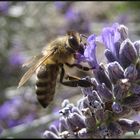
[107,122,123,138]
[104,49,116,63]
[65,117,77,136]
[98,124,110,138]
[49,125,59,136]
[71,105,82,115]
[131,84,140,95]
[117,118,140,134]
[59,131,70,139]
[118,24,128,40]
[122,95,140,109]
[94,64,112,90]
[114,41,121,60]
[114,106,132,118]
[112,102,123,114]
[71,112,86,129]
[136,58,140,79]
[119,39,137,68]
[113,78,131,100]
[77,96,89,110]
[59,107,70,117]
[124,64,138,81]
[97,83,113,102]
[78,128,92,138]
[95,108,105,123]
[87,90,104,111]
[64,111,85,134]
[81,87,93,96]
[107,61,124,84]
[59,117,68,132]
[134,40,140,55]
[43,130,59,139]
[81,108,96,130]
[113,83,124,100]
[61,99,70,108]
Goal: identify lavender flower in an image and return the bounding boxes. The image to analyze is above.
[43,23,140,138]
[9,48,26,66]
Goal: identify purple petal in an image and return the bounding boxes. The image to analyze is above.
[84,34,99,68]
[97,23,121,60]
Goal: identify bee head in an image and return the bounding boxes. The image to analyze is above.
[67,31,86,55]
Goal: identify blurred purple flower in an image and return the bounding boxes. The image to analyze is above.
[0,96,23,128]
[117,13,129,25]
[0,101,11,120]
[54,1,66,10]
[0,1,10,14]
[84,34,99,68]
[0,95,37,129]
[0,125,3,134]
[9,49,25,66]
[65,8,77,21]
[20,113,36,124]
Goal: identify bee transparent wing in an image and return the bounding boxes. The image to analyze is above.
[22,54,43,68]
[17,48,57,88]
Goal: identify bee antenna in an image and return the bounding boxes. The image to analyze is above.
[80,34,88,39]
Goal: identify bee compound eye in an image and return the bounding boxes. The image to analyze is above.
[68,36,79,49]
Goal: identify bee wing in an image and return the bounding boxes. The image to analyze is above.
[22,54,42,68]
[17,48,57,88]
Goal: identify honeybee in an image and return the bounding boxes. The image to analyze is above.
[18,31,93,108]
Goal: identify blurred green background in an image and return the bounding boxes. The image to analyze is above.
[0,1,140,138]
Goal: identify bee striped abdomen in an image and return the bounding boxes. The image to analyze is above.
[36,64,59,108]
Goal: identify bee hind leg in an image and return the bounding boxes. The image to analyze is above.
[60,64,93,87]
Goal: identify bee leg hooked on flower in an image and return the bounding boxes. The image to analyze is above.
[65,63,95,71]
[59,64,93,87]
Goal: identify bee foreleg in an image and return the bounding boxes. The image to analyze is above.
[65,63,94,71]
[59,64,93,87]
